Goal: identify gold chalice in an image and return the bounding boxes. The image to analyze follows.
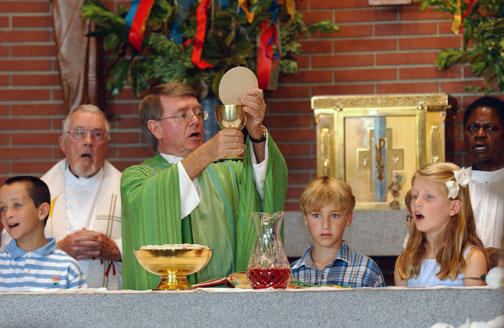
[215,104,247,160]
[134,244,212,290]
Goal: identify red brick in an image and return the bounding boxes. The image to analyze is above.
[267,86,310,99]
[0,45,9,57]
[13,74,60,86]
[445,123,463,139]
[51,88,63,101]
[0,75,9,86]
[280,70,332,83]
[0,2,50,13]
[0,134,9,145]
[288,172,314,185]
[268,100,311,113]
[0,30,50,42]
[299,40,332,53]
[286,187,304,200]
[399,36,461,50]
[399,7,451,20]
[336,24,373,37]
[0,90,50,101]
[277,143,311,156]
[299,11,332,24]
[0,162,9,173]
[116,88,139,101]
[376,82,438,94]
[312,84,375,95]
[376,51,439,65]
[0,118,51,130]
[13,133,59,145]
[0,16,8,28]
[311,0,369,8]
[110,132,140,144]
[375,22,436,36]
[312,54,373,68]
[12,104,65,116]
[334,39,396,52]
[264,115,313,128]
[52,118,64,130]
[11,45,57,57]
[117,117,141,129]
[118,146,154,158]
[12,161,55,174]
[335,68,396,82]
[271,129,315,142]
[438,21,453,34]
[107,103,139,115]
[334,8,397,23]
[285,201,301,211]
[440,80,485,94]
[0,105,8,115]
[286,157,317,170]
[12,15,53,28]
[0,60,51,71]
[399,66,461,79]
[297,55,309,69]
[0,147,52,159]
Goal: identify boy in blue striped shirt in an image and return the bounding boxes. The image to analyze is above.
[0,176,86,291]
[290,176,385,287]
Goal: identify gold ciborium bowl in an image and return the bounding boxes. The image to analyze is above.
[215,104,247,159]
[134,244,212,290]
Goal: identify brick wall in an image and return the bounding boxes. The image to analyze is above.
[0,0,496,210]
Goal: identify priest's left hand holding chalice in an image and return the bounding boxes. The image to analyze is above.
[120,82,288,290]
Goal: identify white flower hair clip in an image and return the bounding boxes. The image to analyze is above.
[445,167,472,199]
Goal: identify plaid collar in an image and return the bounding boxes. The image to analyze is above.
[291,240,352,270]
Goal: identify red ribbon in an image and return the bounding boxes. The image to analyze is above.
[128,0,155,51]
[459,0,474,32]
[257,21,277,90]
[101,259,117,277]
[191,0,214,69]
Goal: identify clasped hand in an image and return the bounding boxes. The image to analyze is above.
[57,228,121,261]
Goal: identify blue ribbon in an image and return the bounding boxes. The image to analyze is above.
[169,0,195,44]
[125,0,140,27]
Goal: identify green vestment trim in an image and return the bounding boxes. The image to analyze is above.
[121,135,288,290]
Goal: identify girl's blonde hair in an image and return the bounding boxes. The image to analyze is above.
[396,162,486,281]
[299,176,355,215]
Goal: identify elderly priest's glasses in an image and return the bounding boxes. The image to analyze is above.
[67,128,109,141]
[158,110,209,124]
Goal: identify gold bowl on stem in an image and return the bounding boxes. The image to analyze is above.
[134,244,212,290]
[215,104,247,160]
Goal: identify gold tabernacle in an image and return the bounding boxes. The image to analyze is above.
[134,246,212,290]
[312,93,450,210]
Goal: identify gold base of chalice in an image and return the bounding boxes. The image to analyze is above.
[215,104,247,160]
[135,244,212,290]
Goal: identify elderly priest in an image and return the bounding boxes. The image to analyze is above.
[121,83,287,289]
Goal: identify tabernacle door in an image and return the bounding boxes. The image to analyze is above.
[312,94,449,210]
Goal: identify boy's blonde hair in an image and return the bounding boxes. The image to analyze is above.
[300,176,355,215]
[396,162,486,281]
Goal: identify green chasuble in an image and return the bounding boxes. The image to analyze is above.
[121,135,288,290]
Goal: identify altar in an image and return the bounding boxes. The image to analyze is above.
[1,287,502,327]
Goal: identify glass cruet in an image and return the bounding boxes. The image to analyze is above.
[246,211,292,289]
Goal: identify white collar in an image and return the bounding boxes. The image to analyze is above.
[471,166,504,183]
[65,165,104,187]
[159,153,183,164]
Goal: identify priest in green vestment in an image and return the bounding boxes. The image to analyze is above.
[121,83,288,290]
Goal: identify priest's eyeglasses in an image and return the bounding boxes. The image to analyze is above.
[67,128,109,141]
[159,111,208,124]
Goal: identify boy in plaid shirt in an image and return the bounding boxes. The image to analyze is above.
[290,176,385,287]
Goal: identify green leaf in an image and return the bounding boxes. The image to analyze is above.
[107,60,129,96]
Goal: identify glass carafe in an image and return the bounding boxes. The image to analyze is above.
[246,211,292,289]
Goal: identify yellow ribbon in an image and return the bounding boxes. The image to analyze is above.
[49,196,58,219]
[238,0,254,23]
[286,0,296,17]
[451,0,462,35]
